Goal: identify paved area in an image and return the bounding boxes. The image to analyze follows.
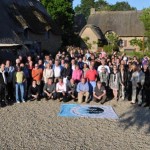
[0,99,150,150]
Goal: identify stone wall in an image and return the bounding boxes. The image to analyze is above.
[80,27,99,52]
[119,36,144,52]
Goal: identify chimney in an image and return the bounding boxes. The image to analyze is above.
[90,8,96,15]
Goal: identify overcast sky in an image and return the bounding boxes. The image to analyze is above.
[73,0,150,10]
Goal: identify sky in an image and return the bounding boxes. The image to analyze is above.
[73,0,150,10]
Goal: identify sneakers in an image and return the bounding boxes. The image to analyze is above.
[22,100,26,103]
[16,101,20,104]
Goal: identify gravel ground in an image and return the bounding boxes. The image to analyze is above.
[0,99,150,150]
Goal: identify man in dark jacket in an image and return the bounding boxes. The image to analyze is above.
[61,62,71,84]
[0,63,8,106]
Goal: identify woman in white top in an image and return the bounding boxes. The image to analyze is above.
[56,78,68,102]
[43,63,53,83]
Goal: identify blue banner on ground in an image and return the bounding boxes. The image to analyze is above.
[58,104,119,119]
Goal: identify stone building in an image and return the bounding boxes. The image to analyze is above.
[80,9,145,52]
[79,24,105,52]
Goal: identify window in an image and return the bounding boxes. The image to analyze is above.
[24,29,29,39]
[45,30,50,39]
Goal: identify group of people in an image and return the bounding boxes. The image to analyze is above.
[0,47,150,109]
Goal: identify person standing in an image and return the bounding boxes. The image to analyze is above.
[61,62,71,84]
[32,64,43,85]
[5,60,14,102]
[109,65,121,101]
[20,63,29,100]
[136,65,145,106]
[142,64,150,107]
[83,63,89,78]
[53,60,63,83]
[43,63,53,83]
[130,64,140,104]
[85,65,98,100]
[97,58,110,74]
[119,64,127,100]
[78,57,84,70]
[126,62,133,101]
[13,66,26,103]
[0,63,8,106]
[72,65,83,83]
[98,67,109,87]
[32,63,43,95]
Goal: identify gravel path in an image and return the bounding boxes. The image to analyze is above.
[0,99,150,150]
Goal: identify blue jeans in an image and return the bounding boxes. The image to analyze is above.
[15,83,24,102]
[89,81,96,99]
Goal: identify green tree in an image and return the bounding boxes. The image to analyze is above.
[105,31,119,52]
[130,38,145,51]
[95,0,111,11]
[140,8,150,51]
[74,0,95,19]
[41,0,74,46]
[40,0,49,8]
[75,1,136,19]
[110,2,136,11]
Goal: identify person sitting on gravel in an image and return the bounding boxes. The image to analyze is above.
[28,80,40,101]
[93,81,107,104]
[43,78,57,100]
[66,78,77,101]
[56,78,68,102]
[77,78,89,103]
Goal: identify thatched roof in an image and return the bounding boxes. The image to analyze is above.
[0,0,60,45]
[87,11,145,37]
[79,24,105,40]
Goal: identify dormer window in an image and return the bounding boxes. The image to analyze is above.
[24,28,29,39]
[45,30,50,39]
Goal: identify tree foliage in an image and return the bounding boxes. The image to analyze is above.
[110,2,136,11]
[74,0,94,19]
[105,31,119,52]
[40,0,49,8]
[74,0,136,19]
[94,0,111,11]
[40,0,74,46]
[140,8,150,50]
[130,38,144,51]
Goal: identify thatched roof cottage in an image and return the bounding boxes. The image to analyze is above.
[0,0,61,61]
[80,9,145,52]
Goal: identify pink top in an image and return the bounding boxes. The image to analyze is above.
[72,69,83,81]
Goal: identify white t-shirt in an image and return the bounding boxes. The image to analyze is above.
[97,65,110,74]
[71,65,76,71]
[56,83,66,92]
[54,66,61,78]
